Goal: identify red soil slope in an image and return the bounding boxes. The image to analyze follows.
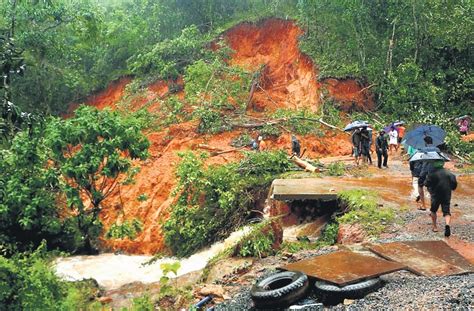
[75,18,370,254]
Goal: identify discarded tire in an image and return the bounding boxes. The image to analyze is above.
[314,278,383,304]
[251,271,309,309]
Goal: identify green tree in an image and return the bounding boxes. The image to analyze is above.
[0,128,61,256]
[46,106,149,252]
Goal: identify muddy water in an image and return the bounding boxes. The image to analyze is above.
[54,226,251,290]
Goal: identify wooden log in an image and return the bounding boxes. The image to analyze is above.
[291,156,319,173]
[196,144,223,152]
[210,146,247,157]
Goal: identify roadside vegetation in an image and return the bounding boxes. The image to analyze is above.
[163,151,291,257]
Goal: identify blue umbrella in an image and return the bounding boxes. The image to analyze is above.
[344,121,369,132]
[383,121,405,134]
[403,125,446,149]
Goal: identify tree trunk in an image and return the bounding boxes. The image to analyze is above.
[292,156,319,173]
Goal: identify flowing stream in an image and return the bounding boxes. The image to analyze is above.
[54,226,251,290]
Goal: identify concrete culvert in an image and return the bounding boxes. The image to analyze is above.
[250,271,309,309]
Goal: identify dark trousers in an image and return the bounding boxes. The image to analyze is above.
[376,149,388,168]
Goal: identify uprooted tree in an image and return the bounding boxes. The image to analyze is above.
[46,106,150,252]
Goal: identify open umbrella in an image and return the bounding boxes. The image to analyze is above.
[454,115,472,122]
[383,121,405,133]
[344,121,369,132]
[403,125,446,149]
[409,151,450,162]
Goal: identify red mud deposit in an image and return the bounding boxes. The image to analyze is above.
[225,19,320,112]
[321,78,374,111]
[224,19,372,113]
[68,18,372,254]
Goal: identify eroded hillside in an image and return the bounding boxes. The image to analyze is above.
[74,19,374,254]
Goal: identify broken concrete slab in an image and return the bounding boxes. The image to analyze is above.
[270,179,338,201]
[369,240,473,277]
[281,250,406,286]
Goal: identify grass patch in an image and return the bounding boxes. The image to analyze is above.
[337,190,394,236]
[233,220,281,259]
[325,161,345,176]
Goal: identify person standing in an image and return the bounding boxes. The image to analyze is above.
[367,127,374,165]
[258,136,267,152]
[291,135,301,157]
[409,158,422,201]
[458,118,469,135]
[375,130,388,169]
[388,127,398,152]
[425,161,457,236]
[351,128,362,166]
[360,126,371,165]
[397,124,406,147]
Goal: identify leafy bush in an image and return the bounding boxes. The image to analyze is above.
[164,151,291,257]
[137,194,149,202]
[128,25,210,79]
[233,220,281,258]
[231,133,254,147]
[0,129,63,255]
[105,219,143,240]
[272,109,322,135]
[260,124,282,138]
[0,243,100,310]
[337,190,394,235]
[185,49,250,134]
[318,222,339,246]
[326,161,345,176]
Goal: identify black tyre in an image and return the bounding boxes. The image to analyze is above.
[251,271,309,309]
[314,278,383,301]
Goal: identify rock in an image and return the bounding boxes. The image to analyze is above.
[337,224,367,244]
[205,257,253,283]
[344,299,355,305]
[98,296,113,304]
[198,284,227,299]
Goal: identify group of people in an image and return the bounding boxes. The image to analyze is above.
[349,123,458,237]
[351,123,406,168]
[252,134,302,156]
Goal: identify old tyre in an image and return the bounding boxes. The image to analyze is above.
[250,271,309,309]
[314,278,383,301]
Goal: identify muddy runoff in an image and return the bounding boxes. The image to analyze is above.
[54,226,252,290]
[54,180,344,290]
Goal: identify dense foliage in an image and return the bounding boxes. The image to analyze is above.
[0,243,101,310]
[0,106,149,254]
[163,150,291,257]
[0,129,61,256]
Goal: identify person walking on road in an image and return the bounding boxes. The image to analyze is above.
[351,128,362,166]
[425,161,457,237]
[388,127,398,152]
[375,130,388,169]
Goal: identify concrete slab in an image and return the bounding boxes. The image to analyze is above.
[281,250,406,286]
[369,241,473,277]
[271,179,338,201]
